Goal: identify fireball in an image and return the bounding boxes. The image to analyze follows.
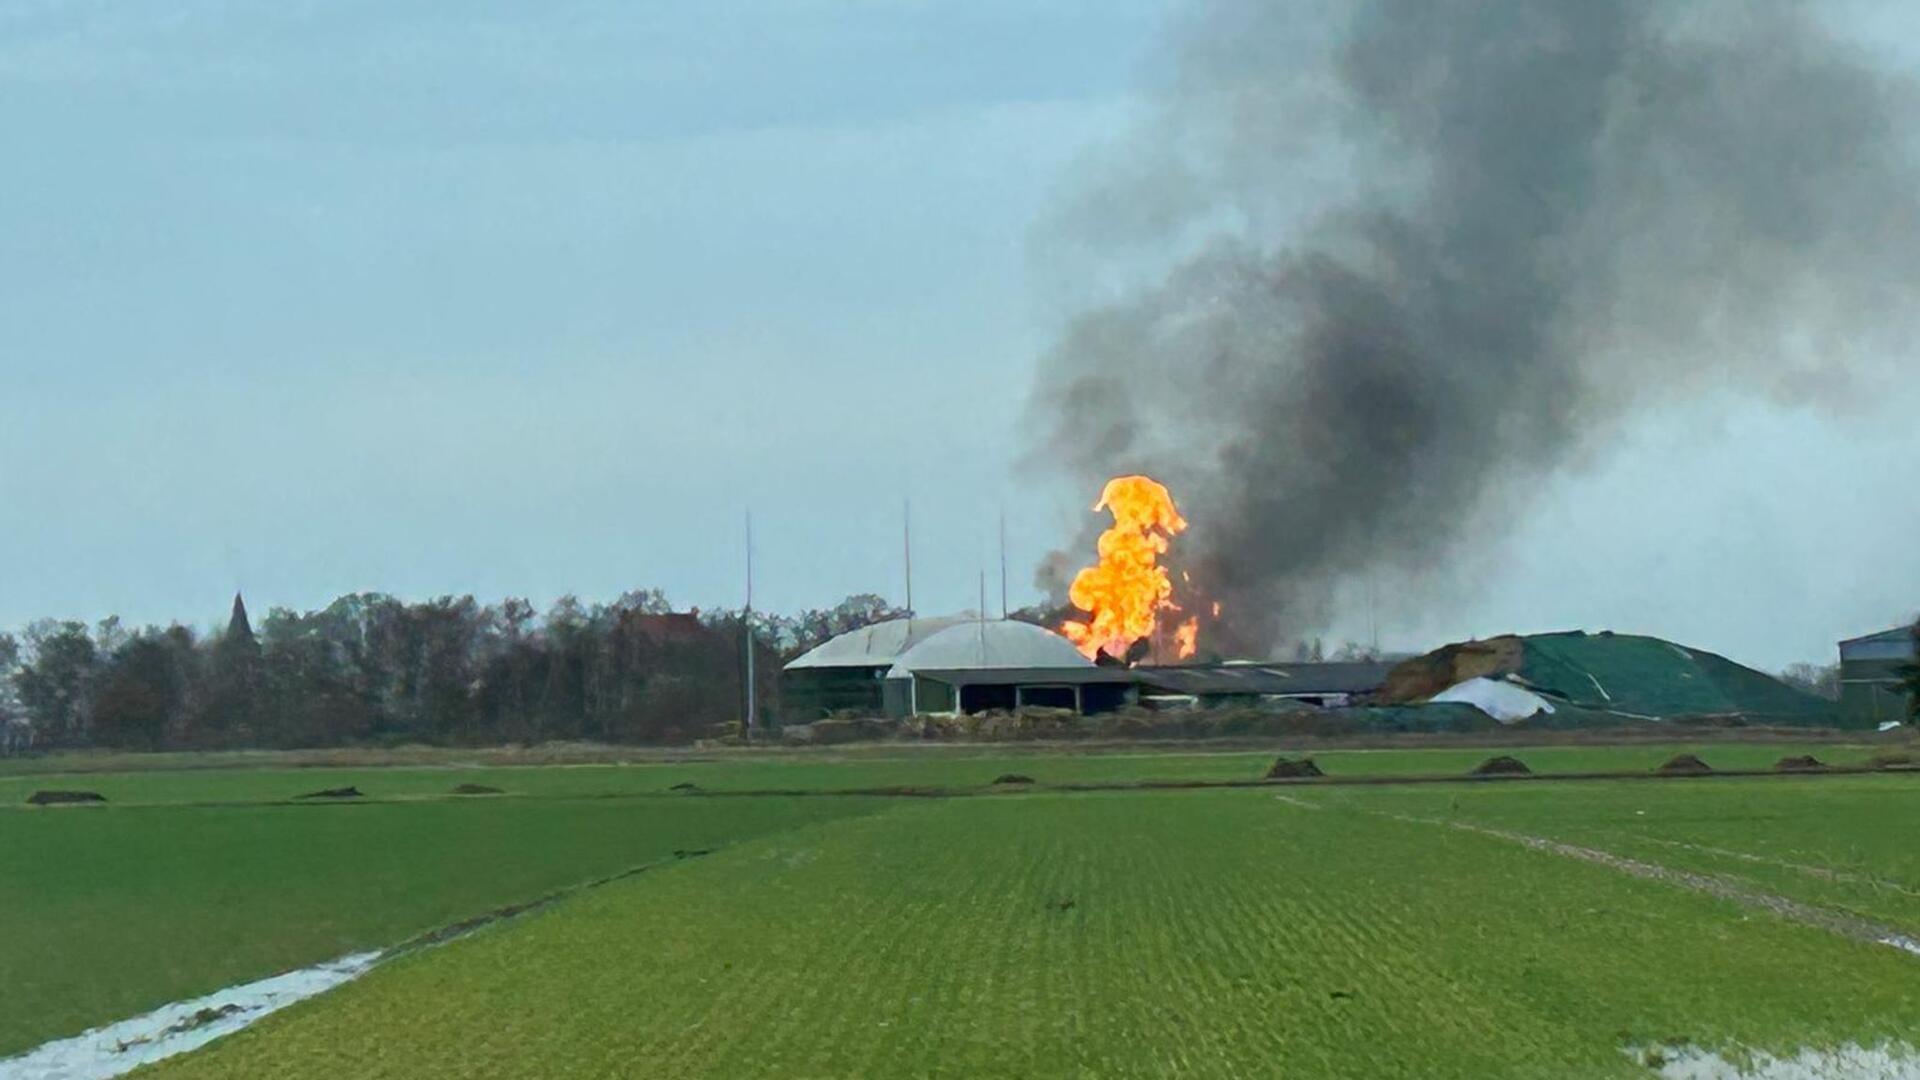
[1060,475,1194,662]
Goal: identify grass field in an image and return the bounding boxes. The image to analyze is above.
[145,789,1920,1079]
[0,794,880,1056]
[1327,775,1920,936]
[7,741,1919,1077]
[0,739,1889,807]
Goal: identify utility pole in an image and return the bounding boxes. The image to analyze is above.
[743,510,756,742]
[978,570,989,659]
[998,509,1009,620]
[903,498,914,618]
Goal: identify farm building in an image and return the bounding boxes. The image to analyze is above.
[1838,625,1917,724]
[779,614,979,723]
[786,617,1400,720]
[884,619,1110,715]
[1133,661,1392,710]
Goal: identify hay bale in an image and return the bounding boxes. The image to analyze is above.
[1265,756,1325,779]
[26,789,105,806]
[1469,755,1532,777]
[1656,753,1713,775]
[1773,755,1827,772]
[451,783,504,795]
[297,786,364,799]
[992,774,1036,785]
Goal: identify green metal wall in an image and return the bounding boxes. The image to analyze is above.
[1840,658,1913,724]
[779,667,888,724]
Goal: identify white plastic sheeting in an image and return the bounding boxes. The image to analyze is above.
[1,951,379,1080]
[1429,676,1556,723]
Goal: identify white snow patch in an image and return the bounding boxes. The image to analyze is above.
[0,951,379,1080]
[1880,935,1920,958]
[1633,1042,1920,1079]
[1428,676,1555,723]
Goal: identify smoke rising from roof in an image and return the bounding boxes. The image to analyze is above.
[1026,0,1920,655]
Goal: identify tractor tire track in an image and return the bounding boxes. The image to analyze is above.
[1388,814,1920,961]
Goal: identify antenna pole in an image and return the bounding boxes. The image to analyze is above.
[979,570,989,659]
[1368,569,1379,658]
[903,498,914,618]
[998,509,1008,620]
[744,510,756,741]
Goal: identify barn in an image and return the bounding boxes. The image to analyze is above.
[1838,625,1917,725]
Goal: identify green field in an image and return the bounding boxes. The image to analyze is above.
[0,794,880,1056]
[6,742,1918,1077]
[0,739,1886,807]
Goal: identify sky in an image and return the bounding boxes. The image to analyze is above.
[3,0,1917,672]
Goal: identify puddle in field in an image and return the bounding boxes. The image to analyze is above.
[1631,1042,1920,1079]
[0,951,380,1080]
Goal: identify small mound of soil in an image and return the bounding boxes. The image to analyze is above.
[1774,755,1827,772]
[669,781,701,792]
[992,774,1036,785]
[450,783,504,795]
[1265,756,1325,779]
[297,786,363,799]
[1870,753,1916,770]
[1470,755,1531,777]
[1657,754,1713,775]
[26,789,106,805]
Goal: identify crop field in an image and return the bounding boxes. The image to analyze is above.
[6,741,1918,1078]
[0,739,1884,806]
[0,794,881,1056]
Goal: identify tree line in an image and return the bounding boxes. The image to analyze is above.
[0,591,911,751]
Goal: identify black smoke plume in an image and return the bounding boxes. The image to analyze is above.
[1027,0,1920,654]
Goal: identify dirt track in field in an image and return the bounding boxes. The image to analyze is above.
[1391,813,1920,960]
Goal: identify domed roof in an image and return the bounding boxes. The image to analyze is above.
[885,620,1092,678]
[783,614,979,670]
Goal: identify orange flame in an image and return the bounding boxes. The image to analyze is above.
[1173,616,1199,660]
[1060,475,1191,662]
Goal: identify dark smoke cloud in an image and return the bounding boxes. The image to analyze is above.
[1026,0,1920,655]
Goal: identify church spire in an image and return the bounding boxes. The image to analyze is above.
[227,592,255,645]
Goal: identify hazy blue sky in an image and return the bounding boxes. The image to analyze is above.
[4,1,1917,671]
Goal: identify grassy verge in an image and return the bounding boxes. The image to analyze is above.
[149,789,1920,1079]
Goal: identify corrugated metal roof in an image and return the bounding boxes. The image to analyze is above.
[1839,625,1916,647]
[1134,662,1393,697]
[910,666,1137,687]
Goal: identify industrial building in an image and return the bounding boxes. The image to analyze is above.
[1839,625,1917,724]
[779,614,980,723]
[781,617,1396,722]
